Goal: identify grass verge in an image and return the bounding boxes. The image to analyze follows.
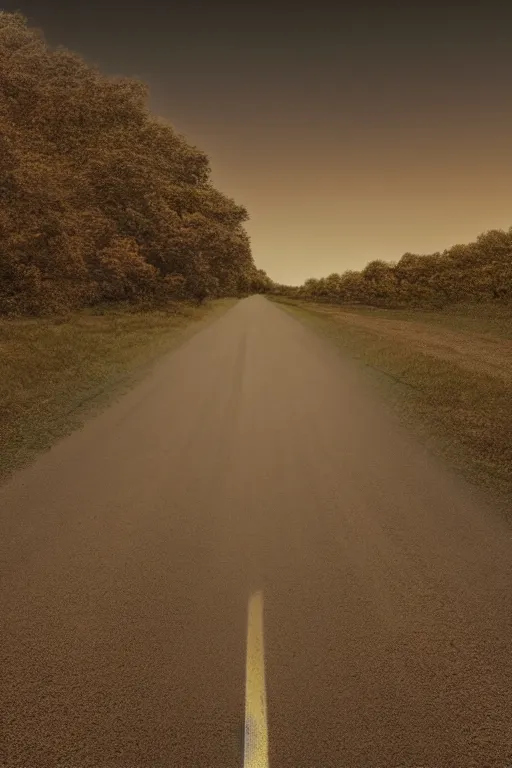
[0,299,237,484]
[270,297,512,509]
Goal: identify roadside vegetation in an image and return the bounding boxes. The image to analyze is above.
[1,11,511,504]
[0,11,271,316]
[264,205,512,507]
[0,12,271,479]
[269,300,512,509]
[0,300,236,482]
[268,227,511,308]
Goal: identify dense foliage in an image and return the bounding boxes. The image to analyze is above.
[269,228,512,308]
[2,13,508,317]
[0,12,269,315]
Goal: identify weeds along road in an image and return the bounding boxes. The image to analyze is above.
[1,295,512,768]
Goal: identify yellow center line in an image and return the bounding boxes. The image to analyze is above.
[243,590,269,768]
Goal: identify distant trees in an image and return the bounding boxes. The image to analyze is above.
[4,12,509,317]
[0,12,261,315]
[268,228,512,309]
[249,268,274,294]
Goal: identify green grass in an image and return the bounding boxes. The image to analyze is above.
[270,297,512,510]
[0,299,237,483]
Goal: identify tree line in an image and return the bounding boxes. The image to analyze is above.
[268,228,512,308]
[0,12,272,315]
[2,12,509,317]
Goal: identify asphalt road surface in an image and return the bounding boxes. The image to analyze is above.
[2,296,512,767]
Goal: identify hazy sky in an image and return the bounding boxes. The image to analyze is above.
[4,1,512,284]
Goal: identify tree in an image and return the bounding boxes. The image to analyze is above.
[0,11,260,315]
[273,228,512,309]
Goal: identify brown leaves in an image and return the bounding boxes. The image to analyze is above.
[0,11,257,316]
[273,228,512,308]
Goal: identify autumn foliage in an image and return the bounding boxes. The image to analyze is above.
[270,228,512,309]
[0,12,265,315]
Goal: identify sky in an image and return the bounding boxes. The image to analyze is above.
[3,1,512,285]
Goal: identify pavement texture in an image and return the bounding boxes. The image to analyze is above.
[1,295,512,767]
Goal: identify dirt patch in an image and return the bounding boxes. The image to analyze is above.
[307,305,512,383]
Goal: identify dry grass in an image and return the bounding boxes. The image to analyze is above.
[0,299,236,483]
[271,297,512,509]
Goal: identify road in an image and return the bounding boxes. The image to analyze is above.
[1,295,512,767]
